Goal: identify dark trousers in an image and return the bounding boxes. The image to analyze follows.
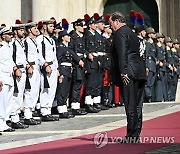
[145,71,156,98]
[167,72,174,101]
[85,68,99,97]
[56,76,71,106]
[121,79,145,138]
[172,74,178,101]
[155,71,168,101]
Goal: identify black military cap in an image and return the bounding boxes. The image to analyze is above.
[84,14,94,26]
[94,13,104,24]
[71,19,84,27]
[58,30,69,38]
[136,25,145,33]
[54,22,62,29]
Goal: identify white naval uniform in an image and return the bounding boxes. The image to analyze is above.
[23,36,44,119]
[10,39,26,123]
[0,41,15,131]
[36,35,58,116]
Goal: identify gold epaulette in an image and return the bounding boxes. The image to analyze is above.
[148,38,153,44]
[157,42,162,47]
[171,48,176,52]
[166,46,170,51]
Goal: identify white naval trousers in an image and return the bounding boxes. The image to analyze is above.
[24,67,40,119]
[0,84,14,131]
[10,70,26,123]
[40,69,57,116]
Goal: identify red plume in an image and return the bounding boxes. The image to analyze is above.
[129,10,136,17]
[105,14,110,22]
[94,13,100,20]
[84,14,90,22]
[136,12,144,25]
[62,18,68,25]
[136,12,143,20]
[15,19,22,24]
[38,21,43,27]
[27,19,33,23]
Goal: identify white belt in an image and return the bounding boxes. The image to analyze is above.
[98,52,106,56]
[77,53,84,56]
[92,52,98,57]
[61,62,72,67]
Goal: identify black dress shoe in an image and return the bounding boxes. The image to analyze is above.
[0,133,2,135]
[32,110,41,117]
[59,112,75,119]
[24,118,41,125]
[11,122,29,129]
[41,115,58,122]
[3,128,15,132]
[94,103,109,110]
[72,109,87,115]
[85,105,99,113]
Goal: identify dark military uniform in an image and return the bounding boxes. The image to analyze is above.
[171,47,180,101]
[84,30,99,99]
[145,38,156,102]
[165,45,174,101]
[69,31,87,108]
[155,41,168,101]
[56,40,80,118]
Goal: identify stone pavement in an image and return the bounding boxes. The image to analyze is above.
[0,101,180,153]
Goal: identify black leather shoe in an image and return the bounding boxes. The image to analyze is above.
[0,133,2,135]
[24,118,41,125]
[32,110,41,117]
[85,105,99,113]
[59,112,75,119]
[11,122,29,129]
[94,103,109,110]
[41,115,58,122]
[72,109,87,115]
[3,128,15,132]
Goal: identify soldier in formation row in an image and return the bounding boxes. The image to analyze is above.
[0,12,179,134]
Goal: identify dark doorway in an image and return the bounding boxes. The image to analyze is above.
[104,0,159,32]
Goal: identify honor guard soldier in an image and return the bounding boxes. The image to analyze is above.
[52,22,62,45]
[164,37,174,101]
[23,21,41,125]
[144,27,156,102]
[171,39,180,101]
[0,26,20,132]
[155,33,168,102]
[36,20,59,121]
[83,14,100,113]
[69,18,88,115]
[102,14,114,107]
[10,20,29,129]
[56,30,84,118]
[93,13,109,110]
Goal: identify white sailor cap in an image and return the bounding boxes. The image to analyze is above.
[0,26,13,36]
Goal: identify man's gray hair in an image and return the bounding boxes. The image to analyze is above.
[111,11,126,23]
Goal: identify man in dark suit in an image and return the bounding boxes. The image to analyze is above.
[109,11,146,143]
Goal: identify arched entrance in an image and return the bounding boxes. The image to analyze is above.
[104,0,159,32]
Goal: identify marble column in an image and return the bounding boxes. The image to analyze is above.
[32,0,59,22]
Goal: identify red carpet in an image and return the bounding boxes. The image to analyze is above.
[1,111,180,154]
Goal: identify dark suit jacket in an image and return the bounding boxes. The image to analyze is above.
[111,25,146,86]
